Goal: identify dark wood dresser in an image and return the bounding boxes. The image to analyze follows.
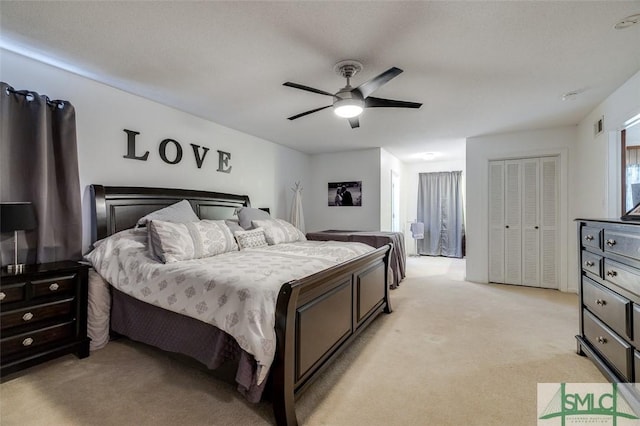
[0,260,90,378]
[576,219,640,406]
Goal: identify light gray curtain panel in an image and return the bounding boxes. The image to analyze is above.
[0,82,82,265]
[417,171,465,258]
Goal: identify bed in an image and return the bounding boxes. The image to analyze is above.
[88,185,392,426]
[306,230,406,288]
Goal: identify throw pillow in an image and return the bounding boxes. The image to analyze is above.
[236,207,271,230]
[234,228,269,250]
[148,219,238,263]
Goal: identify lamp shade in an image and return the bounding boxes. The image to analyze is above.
[0,202,37,233]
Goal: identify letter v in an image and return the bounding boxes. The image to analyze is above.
[191,143,210,169]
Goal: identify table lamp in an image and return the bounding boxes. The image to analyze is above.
[1,202,37,273]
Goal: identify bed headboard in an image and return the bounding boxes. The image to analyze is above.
[90,185,251,242]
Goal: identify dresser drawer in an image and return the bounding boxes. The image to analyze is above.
[604,229,640,262]
[583,277,630,339]
[31,274,76,299]
[582,250,603,278]
[0,282,26,304]
[0,298,74,331]
[604,258,640,298]
[583,309,632,380]
[582,226,603,250]
[1,322,75,358]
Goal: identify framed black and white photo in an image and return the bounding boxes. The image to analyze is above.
[328,181,362,206]
[622,201,640,221]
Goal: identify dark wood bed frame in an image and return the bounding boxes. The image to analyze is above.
[90,185,392,426]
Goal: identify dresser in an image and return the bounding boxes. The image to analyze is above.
[576,219,640,405]
[0,261,90,377]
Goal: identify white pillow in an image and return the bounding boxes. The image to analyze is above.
[251,218,306,245]
[136,200,199,228]
[236,207,271,230]
[234,228,269,250]
[148,219,238,263]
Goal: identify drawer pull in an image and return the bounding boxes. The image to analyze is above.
[0,292,5,301]
[606,270,618,278]
[606,239,616,247]
[49,283,59,291]
[584,261,595,267]
[584,235,594,241]
[597,336,607,344]
[596,299,607,306]
[22,337,34,347]
[22,312,34,321]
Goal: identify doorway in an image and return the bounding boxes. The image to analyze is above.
[391,171,400,232]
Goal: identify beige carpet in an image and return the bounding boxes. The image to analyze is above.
[0,257,604,425]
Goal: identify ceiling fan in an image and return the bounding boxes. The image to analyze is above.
[283,60,422,129]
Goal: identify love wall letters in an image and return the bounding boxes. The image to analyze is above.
[122,129,232,173]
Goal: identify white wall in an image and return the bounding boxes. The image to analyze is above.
[306,148,381,232]
[380,148,404,231]
[569,69,640,289]
[466,126,575,291]
[403,158,466,255]
[1,49,311,253]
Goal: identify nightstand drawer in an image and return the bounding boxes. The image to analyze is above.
[584,309,632,380]
[582,226,603,250]
[31,274,76,299]
[1,322,75,358]
[582,250,603,278]
[583,277,630,339]
[0,282,26,304]
[1,298,74,331]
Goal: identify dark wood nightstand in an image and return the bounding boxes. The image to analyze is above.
[0,260,90,378]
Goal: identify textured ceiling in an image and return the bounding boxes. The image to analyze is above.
[1,1,639,162]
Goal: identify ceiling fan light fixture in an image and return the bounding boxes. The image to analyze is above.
[333,98,364,118]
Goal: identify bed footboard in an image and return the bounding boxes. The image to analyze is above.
[272,243,392,426]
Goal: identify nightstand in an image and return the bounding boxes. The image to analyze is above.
[0,260,90,378]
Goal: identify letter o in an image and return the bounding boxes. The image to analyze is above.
[159,139,183,164]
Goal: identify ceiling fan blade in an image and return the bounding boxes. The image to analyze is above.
[365,96,422,109]
[283,82,335,97]
[355,67,403,98]
[287,105,332,120]
[348,117,360,129]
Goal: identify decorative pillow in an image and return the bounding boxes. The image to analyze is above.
[225,219,244,234]
[234,228,269,250]
[236,207,271,230]
[251,218,306,245]
[135,200,199,228]
[148,219,238,263]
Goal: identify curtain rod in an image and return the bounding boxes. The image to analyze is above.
[4,85,66,109]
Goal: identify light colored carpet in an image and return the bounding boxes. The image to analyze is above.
[0,257,604,425]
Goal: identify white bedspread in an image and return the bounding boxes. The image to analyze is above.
[85,228,374,384]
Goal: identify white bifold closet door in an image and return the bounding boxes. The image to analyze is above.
[488,156,558,288]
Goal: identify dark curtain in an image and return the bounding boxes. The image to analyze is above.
[417,171,465,258]
[0,82,82,265]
